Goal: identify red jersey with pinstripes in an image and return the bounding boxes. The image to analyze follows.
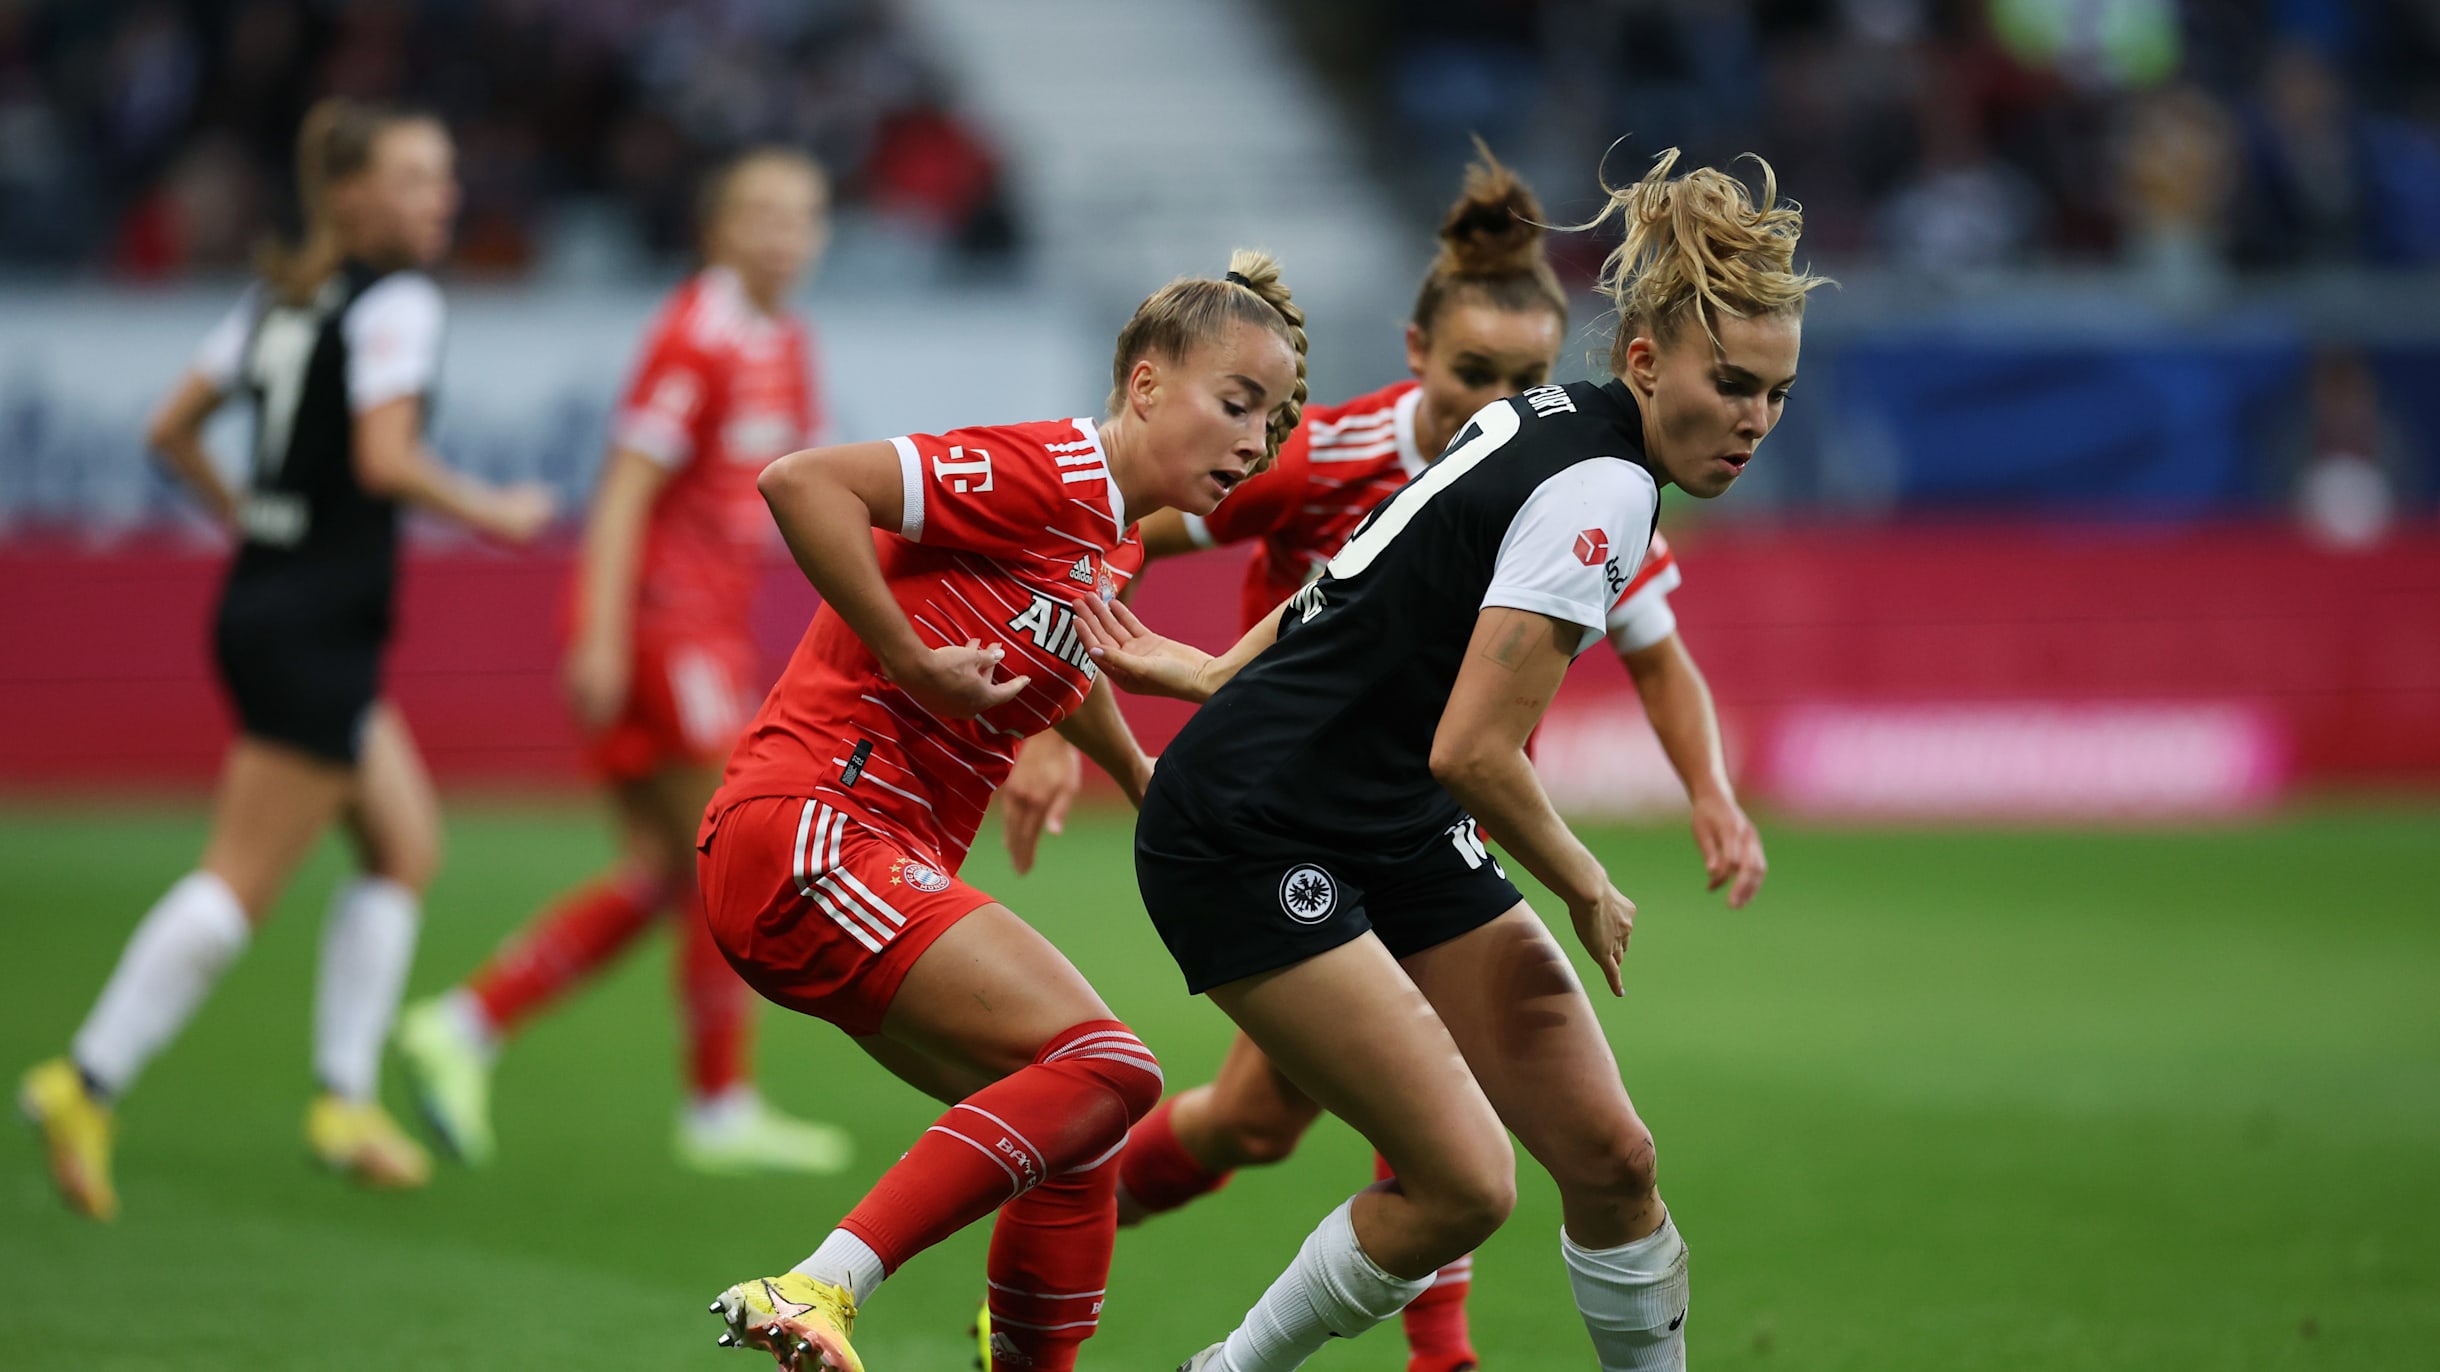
[1188,378,1429,633]
[707,417,1142,873]
[608,267,822,644]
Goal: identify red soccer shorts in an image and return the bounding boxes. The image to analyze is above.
[697,795,996,1035]
[589,634,759,784]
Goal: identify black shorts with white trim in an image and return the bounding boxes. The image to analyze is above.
[1134,776,1524,996]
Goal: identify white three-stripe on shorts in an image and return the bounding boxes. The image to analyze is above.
[791,801,909,954]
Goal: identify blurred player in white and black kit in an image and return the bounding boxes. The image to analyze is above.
[1075,150,1827,1371]
[19,99,552,1220]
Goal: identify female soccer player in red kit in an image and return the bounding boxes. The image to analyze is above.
[1000,151,1769,1372]
[698,251,1310,1372]
[397,149,848,1176]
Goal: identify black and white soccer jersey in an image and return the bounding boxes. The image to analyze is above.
[1157,377,1659,847]
[192,260,445,762]
[1136,377,1661,992]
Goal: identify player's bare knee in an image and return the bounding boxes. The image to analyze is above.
[1412,1134,1516,1253]
[1561,1121,1659,1207]
[1434,1163,1517,1254]
[366,828,441,894]
[1216,1109,1310,1168]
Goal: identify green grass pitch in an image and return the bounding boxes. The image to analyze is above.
[3,799,2435,1369]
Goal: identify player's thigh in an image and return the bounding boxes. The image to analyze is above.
[878,902,1121,1085]
[1400,903,1654,1198]
[1200,1028,1323,1156]
[641,761,724,886]
[854,1033,1000,1106]
[604,770,700,893]
[338,702,442,892]
[198,736,355,920]
[1210,934,1511,1215]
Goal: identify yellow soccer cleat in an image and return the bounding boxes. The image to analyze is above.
[305,1094,432,1189]
[709,1272,864,1372]
[970,1298,993,1370]
[19,1058,117,1221]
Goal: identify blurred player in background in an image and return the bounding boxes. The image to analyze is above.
[996,149,1767,1372]
[18,100,553,1219]
[397,149,850,1177]
[697,254,1306,1372]
[1076,149,1824,1372]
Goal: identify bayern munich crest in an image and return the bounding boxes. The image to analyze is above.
[895,859,951,893]
[1278,864,1337,923]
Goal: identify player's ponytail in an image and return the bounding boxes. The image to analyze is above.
[1411,139,1567,333]
[254,98,419,306]
[1580,146,1830,368]
[1107,248,1310,473]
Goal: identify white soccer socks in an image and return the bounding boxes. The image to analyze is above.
[312,875,421,1102]
[1563,1214,1692,1371]
[1218,1197,1433,1372]
[71,871,252,1097]
[794,1230,887,1306]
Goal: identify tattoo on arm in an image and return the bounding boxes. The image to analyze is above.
[1481,616,1540,671]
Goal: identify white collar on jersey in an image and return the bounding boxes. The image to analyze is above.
[1392,385,1428,477]
[1070,415,1124,532]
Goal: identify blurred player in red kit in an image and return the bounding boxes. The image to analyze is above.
[397,149,849,1176]
[695,251,1310,1372]
[998,148,1769,1372]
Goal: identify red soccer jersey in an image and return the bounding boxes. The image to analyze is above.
[1185,378,1429,632]
[609,267,823,644]
[710,416,1137,872]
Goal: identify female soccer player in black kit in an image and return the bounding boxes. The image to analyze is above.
[1075,150,1828,1372]
[19,99,552,1219]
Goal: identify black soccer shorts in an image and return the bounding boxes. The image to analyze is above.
[211,587,384,765]
[1135,782,1525,996]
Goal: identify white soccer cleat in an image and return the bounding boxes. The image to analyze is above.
[678,1090,853,1176]
[1177,1344,1227,1371]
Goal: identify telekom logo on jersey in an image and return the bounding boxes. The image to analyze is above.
[933,446,993,493]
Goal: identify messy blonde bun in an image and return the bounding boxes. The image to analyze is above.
[1108,248,1310,472]
[1412,138,1567,332]
[1583,147,1830,368]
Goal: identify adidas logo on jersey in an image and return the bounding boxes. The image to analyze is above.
[1067,555,1095,586]
[1005,592,1098,677]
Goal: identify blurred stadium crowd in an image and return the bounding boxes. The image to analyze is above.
[1305,0,2440,282]
[11,2,2440,285]
[0,0,1018,278]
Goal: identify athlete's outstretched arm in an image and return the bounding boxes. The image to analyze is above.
[563,447,672,730]
[1053,677,1153,807]
[354,397,555,542]
[757,442,1028,719]
[145,373,240,527]
[1432,606,1637,996]
[1620,630,1766,907]
[1068,593,1288,704]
